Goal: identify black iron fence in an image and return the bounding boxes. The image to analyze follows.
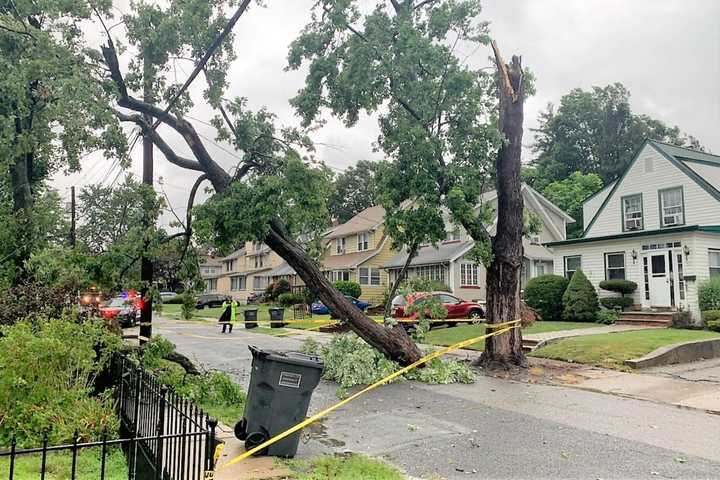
[1,354,217,480]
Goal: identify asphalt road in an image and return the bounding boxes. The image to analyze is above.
[154,318,720,479]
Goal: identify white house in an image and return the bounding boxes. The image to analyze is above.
[546,140,720,324]
[384,184,574,301]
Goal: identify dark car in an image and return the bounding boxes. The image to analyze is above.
[99,297,140,328]
[196,294,230,309]
[246,292,265,305]
[311,296,370,315]
[391,292,485,327]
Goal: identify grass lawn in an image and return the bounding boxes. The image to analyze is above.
[282,454,405,479]
[423,321,596,351]
[0,448,127,480]
[530,328,720,369]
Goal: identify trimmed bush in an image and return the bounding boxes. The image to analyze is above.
[599,279,638,296]
[562,269,599,322]
[698,277,720,311]
[272,279,291,298]
[164,295,185,304]
[403,277,452,293]
[703,310,720,332]
[523,275,569,321]
[600,297,633,310]
[277,292,304,307]
[333,280,362,299]
[597,309,619,325]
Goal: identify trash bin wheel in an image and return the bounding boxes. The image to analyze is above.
[234,418,247,441]
[245,430,269,456]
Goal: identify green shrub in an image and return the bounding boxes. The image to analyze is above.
[599,279,638,296]
[403,277,451,293]
[703,310,720,331]
[301,287,316,305]
[599,297,633,310]
[523,275,569,320]
[264,282,276,300]
[301,333,474,393]
[0,317,122,447]
[179,293,195,319]
[0,281,76,326]
[333,280,362,299]
[562,270,599,322]
[596,309,619,325]
[277,292,304,306]
[698,277,720,311]
[163,295,185,304]
[272,279,291,298]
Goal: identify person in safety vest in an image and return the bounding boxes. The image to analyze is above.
[219,298,234,333]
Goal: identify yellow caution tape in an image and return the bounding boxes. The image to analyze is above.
[219,317,485,325]
[219,320,520,469]
[213,443,224,465]
[274,322,339,337]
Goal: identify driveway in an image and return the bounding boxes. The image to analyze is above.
[153,318,720,479]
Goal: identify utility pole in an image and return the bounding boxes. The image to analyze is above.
[139,59,154,345]
[69,186,76,247]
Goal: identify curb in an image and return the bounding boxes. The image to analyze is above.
[624,338,720,368]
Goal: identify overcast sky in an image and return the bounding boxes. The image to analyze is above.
[52,0,720,227]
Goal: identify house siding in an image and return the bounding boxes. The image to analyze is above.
[586,145,720,238]
[583,182,614,231]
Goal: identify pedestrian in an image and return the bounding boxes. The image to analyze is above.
[229,298,239,333]
[219,299,232,333]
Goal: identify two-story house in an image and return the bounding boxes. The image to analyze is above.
[383,184,574,301]
[319,205,395,302]
[199,254,222,293]
[215,242,285,302]
[546,140,720,324]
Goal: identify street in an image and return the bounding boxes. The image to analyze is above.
[154,318,720,479]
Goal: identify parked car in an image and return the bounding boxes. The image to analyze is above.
[391,292,485,327]
[196,294,230,309]
[246,292,266,305]
[311,296,370,315]
[99,297,140,328]
[159,291,177,301]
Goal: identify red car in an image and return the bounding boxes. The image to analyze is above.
[391,291,485,327]
[99,295,142,327]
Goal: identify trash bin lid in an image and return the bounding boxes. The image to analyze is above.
[249,346,324,368]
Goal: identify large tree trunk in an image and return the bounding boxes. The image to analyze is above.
[265,219,422,365]
[478,44,526,369]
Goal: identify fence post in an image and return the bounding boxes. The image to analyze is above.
[8,436,15,480]
[70,430,78,480]
[118,355,126,417]
[155,386,167,480]
[100,429,107,480]
[40,430,48,480]
[205,417,218,472]
[131,367,142,480]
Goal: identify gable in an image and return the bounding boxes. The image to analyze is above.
[583,180,615,230]
[584,142,720,238]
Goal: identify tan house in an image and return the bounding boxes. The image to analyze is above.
[199,254,222,293]
[214,242,285,302]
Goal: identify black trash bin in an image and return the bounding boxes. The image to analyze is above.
[234,346,324,458]
[268,307,286,328]
[244,308,258,329]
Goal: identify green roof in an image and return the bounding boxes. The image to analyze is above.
[546,225,720,247]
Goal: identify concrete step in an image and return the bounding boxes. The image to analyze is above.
[522,338,541,352]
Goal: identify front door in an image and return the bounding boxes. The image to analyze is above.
[648,253,672,307]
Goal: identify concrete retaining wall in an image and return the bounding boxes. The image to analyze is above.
[624,338,720,369]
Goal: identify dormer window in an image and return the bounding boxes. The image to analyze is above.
[335,237,346,254]
[445,228,461,242]
[660,187,684,227]
[622,194,643,231]
[357,232,369,251]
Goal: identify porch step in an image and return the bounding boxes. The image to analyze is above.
[522,338,541,352]
[617,311,673,327]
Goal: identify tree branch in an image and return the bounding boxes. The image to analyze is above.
[384,242,419,317]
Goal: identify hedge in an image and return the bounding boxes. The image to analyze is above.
[277,292,305,307]
[599,279,638,296]
[699,277,720,311]
[599,297,633,310]
[703,310,720,332]
[333,281,362,299]
[562,269,599,322]
[523,275,569,321]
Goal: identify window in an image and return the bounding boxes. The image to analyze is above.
[335,237,346,254]
[253,276,268,290]
[710,249,720,277]
[622,194,643,231]
[659,187,684,227]
[254,255,264,269]
[564,256,581,280]
[460,263,480,286]
[445,228,461,242]
[358,267,381,286]
[330,270,349,282]
[528,234,540,245]
[253,241,262,251]
[436,294,460,304]
[206,278,218,292]
[225,260,235,272]
[536,262,546,276]
[357,232,370,251]
[677,253,686,300]
[643,257,650,300]
[605,252,626,280]
[230,275,246,291]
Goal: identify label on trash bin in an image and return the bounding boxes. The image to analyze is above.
[279,371,302,388]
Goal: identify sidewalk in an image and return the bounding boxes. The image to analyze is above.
[524,323,658,346]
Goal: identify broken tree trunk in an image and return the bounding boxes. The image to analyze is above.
[265,219,422,365]
[477,42,526,369]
